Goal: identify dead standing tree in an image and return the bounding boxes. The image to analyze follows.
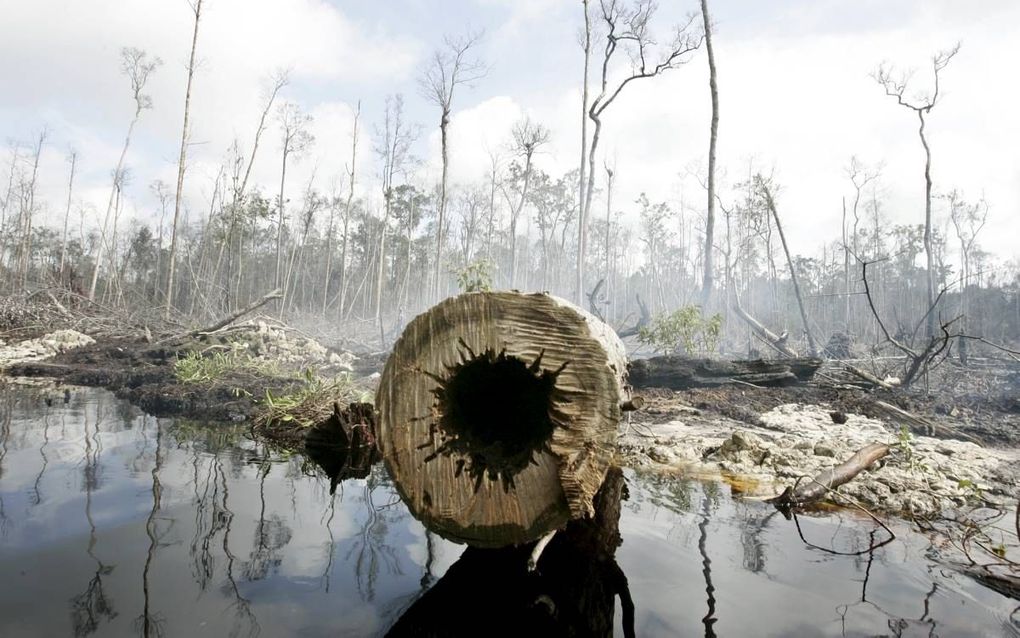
[88,48,161,302]
[699,0,719,310]
[503,117,550,287]
[861,259,957,387]
[873,43,960,340]
[165,0,204,320]
[374,95,418,348]
[273,102,314,304]
[754,175,819,357]
[420,32,486,302]
[945,190,988,365]
[576,0,702,304]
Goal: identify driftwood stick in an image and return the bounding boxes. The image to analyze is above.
[191,287,283,336]
[769,442,890,508]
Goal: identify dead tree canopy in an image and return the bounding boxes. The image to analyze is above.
[376,291,630,547]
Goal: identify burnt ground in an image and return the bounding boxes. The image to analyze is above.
[6,331,1018,455]
[7,338,300,423]
[635,361,1020,449]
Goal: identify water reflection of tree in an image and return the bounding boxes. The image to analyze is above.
[0,391,12,537]
[134,416,168,638]
[243,459,293,582]
[217,457,261,638]
[30,407,52,506]
[698,492,718,638]
[71,401,117,637]
[736,502,777,575]
[345,465,404,602]
[826,523,944,636]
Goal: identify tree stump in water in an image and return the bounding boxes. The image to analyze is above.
[376,291,629,547]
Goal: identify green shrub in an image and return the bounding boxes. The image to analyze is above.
[638,306,723,355]
[454,259,494,293]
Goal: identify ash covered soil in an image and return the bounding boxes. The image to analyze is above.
[620,377,1020,518]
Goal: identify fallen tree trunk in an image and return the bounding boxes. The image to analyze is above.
[376,291,630,548]
[189,287,283,336]
[731,290,799,357]
[869,399,983,446]
[844,363,894,389]
[628,356,822,390]
[768,442,891,509]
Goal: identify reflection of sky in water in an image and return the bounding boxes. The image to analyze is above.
[0,385,1016,637]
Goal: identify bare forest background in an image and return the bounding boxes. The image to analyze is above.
[2,0,1018,360]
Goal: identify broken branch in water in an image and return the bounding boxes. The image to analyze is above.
[768,442,891,509]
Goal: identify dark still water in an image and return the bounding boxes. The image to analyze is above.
[0,384,1016,637]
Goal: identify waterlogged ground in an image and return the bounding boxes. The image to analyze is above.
[0,384,1017,637]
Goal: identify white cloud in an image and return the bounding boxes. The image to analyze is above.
[1,0,1016,268]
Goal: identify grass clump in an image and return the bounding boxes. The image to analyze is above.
[173,343,283,384]
[257,369,371,430]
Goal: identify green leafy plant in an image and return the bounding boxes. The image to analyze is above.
[638,306,723,355]
[454,259,494,293]
[258,369,363,429]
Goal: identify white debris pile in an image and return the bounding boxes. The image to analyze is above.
[621,403,1019,518]
[0,329,96,366]
[209,321,356,372]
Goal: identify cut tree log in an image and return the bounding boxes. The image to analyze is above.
[376,291,630,547]
[385,466,632,637]
[628,356,822,390]
[768,442,891,509]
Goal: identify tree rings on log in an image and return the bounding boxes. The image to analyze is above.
[376,291,629,547]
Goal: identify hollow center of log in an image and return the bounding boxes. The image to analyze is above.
[437,350,557,479]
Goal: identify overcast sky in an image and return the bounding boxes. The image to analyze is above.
[1,0,1017,266]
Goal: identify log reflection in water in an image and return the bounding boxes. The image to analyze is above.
[386,466,634,638]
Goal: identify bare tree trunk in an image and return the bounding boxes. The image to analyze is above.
[842,196,850,329]
[604,164,614,284]
[338,102,360,321]
[59,150,78,284]
[699,0,719,310]
[918,110,936,339]
[322,196,337,315]
[89,116,138,300]
[166,0,203,319]
[433,111,450,300]
[577,0,591,305]
[275,148,289,292]
[17,130,45,289]
[760,182,818,356]
[580,115,601,300]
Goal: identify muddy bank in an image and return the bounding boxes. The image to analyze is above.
[3,322,383,443]
[621,385,1020,518]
